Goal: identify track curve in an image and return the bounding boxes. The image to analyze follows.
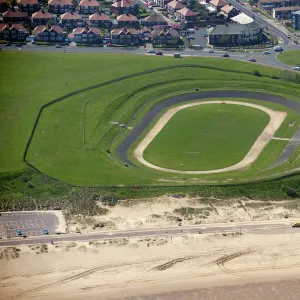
[115,90,300,170]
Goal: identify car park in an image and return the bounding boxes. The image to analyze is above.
[292,67,300,71]
[147,49,155,53]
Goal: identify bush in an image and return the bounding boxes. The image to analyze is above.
[271,75,279,80]
[282,185,299,198]
[253,69,261,77]
[26,181,34,188]
[101,194,119,207]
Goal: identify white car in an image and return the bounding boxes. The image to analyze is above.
[292,67,300,71]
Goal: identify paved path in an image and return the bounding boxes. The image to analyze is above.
[0,219,298,247]
[116,91,300,169]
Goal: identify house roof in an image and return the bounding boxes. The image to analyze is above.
[143,13,168,23]
[0,0,7,3]
[34,25,63,34]
[273,6,300,11]
[3,10,27,18]
[0,23,27,31]
[32,10,53,19]
[152,28,179,37]
[60,12,82,20]
[140,26,151,33]
[259,0,282,3]
[79,0,99,7]
[231,13,253,24]
[89,12,110,20]
[111,27,139,35]
[73,26,101,34]
[111,0,137,8]
[292,9,300,15]
[117,14,137,21]
[208,21,261,35]
[221,4,234,13]
[177,7,196,16]
[48,0,72,6]
[167,0,184,9]
[209,0,226,7]
[18,0,38,4]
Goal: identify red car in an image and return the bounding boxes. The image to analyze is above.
[194,26,199,30]
[156,51,163,55]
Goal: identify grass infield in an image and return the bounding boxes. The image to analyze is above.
[277,50,300,66]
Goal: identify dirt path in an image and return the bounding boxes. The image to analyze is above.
[134,101,287,174]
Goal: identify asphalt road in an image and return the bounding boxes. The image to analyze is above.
[0,220,298,247]
[1,43,299,71]
[231,0,290,46]
[115,90,300,168]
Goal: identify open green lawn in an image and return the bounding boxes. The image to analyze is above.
[143,104,270,171]
[277,50,300,66]
[1,52,300,186]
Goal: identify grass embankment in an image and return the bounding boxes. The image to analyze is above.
[277,50,300,66]
[144,104,270,170]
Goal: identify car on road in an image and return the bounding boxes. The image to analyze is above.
[263,51,271,55]
[147,49,155,54]
[207,25,212,28]
[188,35,195,39]
[55,44,63,48]
[286,34,290,38]
[249,58,256,62]
[4,43,11,46]
[208,49,214,53]
[292,67,300,71]
[44,228,49,234]
[294,40,299,44]
[292,223,300,227]
[17,229,22,236]
[203,32,207,37]
[194,25,199,30]
[15,44,22,47]
[240,1,244,4]
[223,54,229,57]
[273,46,283,52]
[156,51,163,55]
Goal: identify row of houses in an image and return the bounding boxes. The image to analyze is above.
[272,5,300,18]
[292,9,300,29]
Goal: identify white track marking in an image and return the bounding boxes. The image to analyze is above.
[134,101,287,174]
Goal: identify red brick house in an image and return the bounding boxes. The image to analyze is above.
[142,14,168,26]
[3,10,29,23]
[48,0,73,14]
[68,27,102,43]
[176,7,197,23]
[32,10,54,26]
[0,23,28,41]
[220,4,238,18]
[89,12,112,28]
[140,26,152,41]
[34,25,64,42]
[167,0,184,14]
[111,27,139,45]
[151,27,179,45]
[60,12,84,28]
[78,0,99,14]
[117,14,138,27]
[17,0,39,13]
[111,0,139,16]
[209,0,226,12]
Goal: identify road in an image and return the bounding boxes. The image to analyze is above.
[0,219,298,247]
[231,0,290,46]
[1,43,299,70]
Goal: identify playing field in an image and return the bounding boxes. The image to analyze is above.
[143,104,270,171]
[277,50,300,66]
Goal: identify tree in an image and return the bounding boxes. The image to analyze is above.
[187,0,196,10]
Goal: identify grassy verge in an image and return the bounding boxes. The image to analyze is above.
[277,50,300,66]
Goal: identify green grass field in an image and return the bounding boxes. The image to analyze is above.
[1,51,300,188]
[277,50,300,66]
[144,104,270,170]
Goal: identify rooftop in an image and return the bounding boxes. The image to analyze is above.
[231,13,254,24]
[111,0,137,8]
[273,6,300,11]
[221,4,235,13]
[177,7,196,16]
[111,27,139,34]
[79,0,99,6]
[209,0,226,7]
[117,13,137,21]
[18,0,38,4]
[209,22,261,35]
[60,12,82,19]
[32,10,53,19]
[292,9,300,15]
[48,0,72,5]
[167,0,185,9]
[3,10,27,18]
[143,14,168,23]
[89,12,110,20]
[0,23,27,31]
[34,25,63,33]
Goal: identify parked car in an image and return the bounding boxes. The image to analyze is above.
[249,58,256,62]
[55,45,63,48]
[292,223,300,227]
[187,28,194,34]
[292,67,300,71]
[194,26,199,30]
[4,43,11,46]
[44,228,49,235]
[294,40,299,44]
[17,229,22,236]
[156,51,163,55]
[203,32,207,37]
[188,35,195,39]
[286,34,290,38]
[223,54,229,57]
[207,25,212,28]
[15,44,22,47]
[208,49,214,53]
[273,46,283,52]
[263,51,271,55]
[147,49,155,54]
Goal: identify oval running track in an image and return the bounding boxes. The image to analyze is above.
[115,90,300,169]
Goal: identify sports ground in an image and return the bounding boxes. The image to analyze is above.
[1,52,300,187]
